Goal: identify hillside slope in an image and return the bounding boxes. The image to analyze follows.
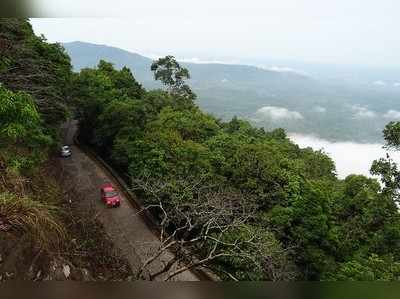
[63,41,400,142]
[0,19,133,282]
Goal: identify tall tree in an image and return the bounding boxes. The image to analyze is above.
[371,121,400,201]
[151,55,196,101]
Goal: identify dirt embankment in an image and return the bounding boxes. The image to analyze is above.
[0,158,133,281]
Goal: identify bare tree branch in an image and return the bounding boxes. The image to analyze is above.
[131,176,277,281]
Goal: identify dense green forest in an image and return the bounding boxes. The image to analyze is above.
[3,19,400,280]
[72,57,400,279]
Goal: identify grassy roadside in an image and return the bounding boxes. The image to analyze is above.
[0,156,133,281]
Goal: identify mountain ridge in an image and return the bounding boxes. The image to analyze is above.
[63,41,313,91]
[63,41,309,78]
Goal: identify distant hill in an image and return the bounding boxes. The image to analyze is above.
[63,41,400,143]
[63,42,327,132]
[64,41,154,83]
[63,41,314,91]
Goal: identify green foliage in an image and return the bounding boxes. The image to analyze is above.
[326,254,400,281]
[149,107,220,142]
[0,21,69,261]
[0,18,73,127]
[0,86,52,172]
[372,121,400,201]
[299,148,336,180]
[73,58,400,281]
[267,180,336,278]
[151,55,196,100]
[65,41,400,144]
[383,121,400,150]
[2,22,398,280]
[72,60,145,145]
[0,86,49,144]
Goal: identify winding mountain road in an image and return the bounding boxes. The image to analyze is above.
[60,121,200,281]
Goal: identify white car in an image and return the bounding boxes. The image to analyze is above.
[61,145,72,158]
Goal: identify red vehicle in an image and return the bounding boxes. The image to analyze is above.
[100,183,121,208]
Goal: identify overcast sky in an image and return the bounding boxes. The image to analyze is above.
[30,0,400,67]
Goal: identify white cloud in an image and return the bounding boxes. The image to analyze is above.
[221,78,229,83]
[383,110,400,119]
[373,80,387,86]
[394,82,400,87]
[351,105,376,119]
[178,57,239,64]
[290,133,400,179]
[268,66,297,72]
[256,106,303,121]
[262,66,309,76]
[313,106,327,113]
[145,54,236,65]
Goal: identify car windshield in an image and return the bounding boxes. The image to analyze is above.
[105,191,118,197]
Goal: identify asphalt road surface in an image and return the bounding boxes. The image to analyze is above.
[60,121,199,281]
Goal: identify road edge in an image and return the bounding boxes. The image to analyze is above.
[73,135,220,282]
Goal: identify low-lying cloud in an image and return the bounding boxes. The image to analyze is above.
[351,105,376,119]
[178,57,239,64]
[290,133,400,179]
[313,106,326,113]
[256,106,304,121]
[384,110,400,119]
[349,106,400,120]
[264,66,309,76]
[373,80,387,86]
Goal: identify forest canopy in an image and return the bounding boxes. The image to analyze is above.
[72,55,400,281]
[2,18,400,281]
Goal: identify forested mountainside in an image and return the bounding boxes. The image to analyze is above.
[0,19,132,281]
[3,19,400,281]
[64,41,400,143]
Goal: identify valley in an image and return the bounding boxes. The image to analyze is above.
[3,16,400,282]
[64,41,400,144]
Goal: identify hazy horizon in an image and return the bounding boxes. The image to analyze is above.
[53,40,400,73]
[30,0,400,68]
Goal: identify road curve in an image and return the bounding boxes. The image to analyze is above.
[60,122,199,281]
